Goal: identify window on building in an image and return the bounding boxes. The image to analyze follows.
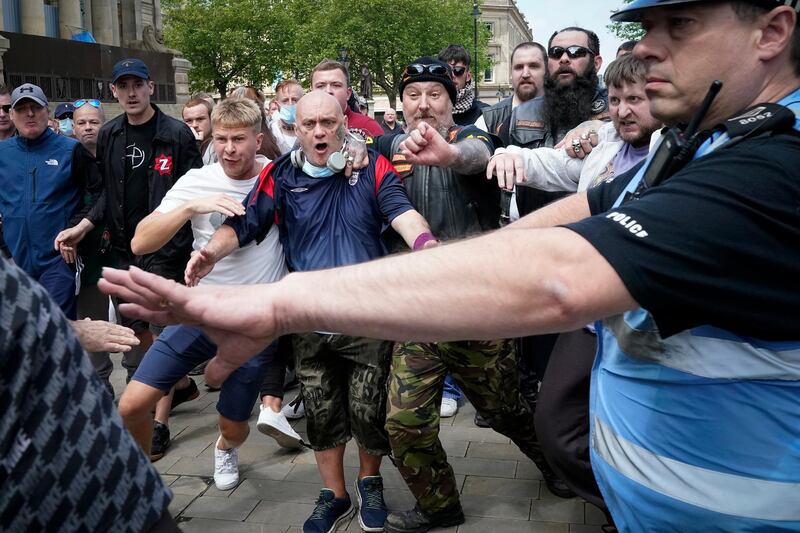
[484,54,495,83]
[3,0,21,32]
[484,21,495,40]
[43,3,59,37]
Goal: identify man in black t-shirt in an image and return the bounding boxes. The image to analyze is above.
[55,58,202,461]
[101,2,800,529]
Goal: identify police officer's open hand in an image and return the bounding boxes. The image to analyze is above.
[399,121,458,167]
[99,266,278,388]
[487,151,526,191]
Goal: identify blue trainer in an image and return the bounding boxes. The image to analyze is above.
[304,488,354,533]
[355,475,388,532]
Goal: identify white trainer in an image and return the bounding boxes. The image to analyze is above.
[213,437,239,491]
[257,405,303,449]
[281,395,306,420]
[440,397,459,418]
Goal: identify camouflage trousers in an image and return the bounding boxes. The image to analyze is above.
[386,340,546,514]
[295,332,393,455]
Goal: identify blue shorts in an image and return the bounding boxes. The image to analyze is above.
[133,325,277,421]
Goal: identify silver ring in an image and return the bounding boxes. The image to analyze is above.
[572,139,582,152]
[580,133,589,141]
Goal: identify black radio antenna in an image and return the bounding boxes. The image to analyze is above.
[685,80,723,138]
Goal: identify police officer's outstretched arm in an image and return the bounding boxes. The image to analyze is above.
[100,219,637,387]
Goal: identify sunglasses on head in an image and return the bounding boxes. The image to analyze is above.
[0,104,10,113]
[404,63,450,79]
[451,66,468,77]
[547,46,595,60]
[74,99,101,109]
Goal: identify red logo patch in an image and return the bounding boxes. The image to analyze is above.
[153,154,173,176]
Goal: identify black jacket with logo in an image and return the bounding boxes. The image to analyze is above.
[87,104,202,281]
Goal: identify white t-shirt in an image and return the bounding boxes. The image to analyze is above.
[270,119,297,155]
[155,155,287,285]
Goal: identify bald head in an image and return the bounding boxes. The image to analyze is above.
[296,90,344,122]
[295,90,348,167]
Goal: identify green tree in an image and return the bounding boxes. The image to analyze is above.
[286,0,491,108]
[607,0,645,42]
[162,0,296,97]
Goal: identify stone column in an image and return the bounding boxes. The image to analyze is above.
[91,0,115,44]
[21,0,47,36]
[172,56,191,104]
[0,36,10,85]
[110,0,120,45]
[0,4,5,31]
[59,0,83,38]
[120,0,142,46]
[83,0,94,38]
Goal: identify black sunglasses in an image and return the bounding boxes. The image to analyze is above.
[451,66,468,77]
[548,46,595,60]
[404,63,450,79]
[0,105,10,113]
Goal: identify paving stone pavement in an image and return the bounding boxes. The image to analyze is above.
[108,357,607,533]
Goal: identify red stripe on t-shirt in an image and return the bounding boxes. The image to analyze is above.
[252,162,276,204]
[374,154,399,194]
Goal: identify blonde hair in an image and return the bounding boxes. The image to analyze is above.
[211,97,262,134]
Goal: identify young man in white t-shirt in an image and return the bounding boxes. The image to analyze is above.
[117,98,300,490]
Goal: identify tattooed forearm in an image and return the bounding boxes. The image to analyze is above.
[450,139,492,175]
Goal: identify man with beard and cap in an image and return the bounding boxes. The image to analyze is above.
[435,44,492,417]
[438,44,489,125]
[102,0,800,529]
[368,56,572,532]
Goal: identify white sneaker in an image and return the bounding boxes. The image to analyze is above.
[257,405,303,449]
[281,395,305,420]
[213,437,239,490]
[440,397,458,418]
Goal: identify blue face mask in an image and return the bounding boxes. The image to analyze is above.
[302,160,334,178]
[58,118,74,136]
[279,104,296,125]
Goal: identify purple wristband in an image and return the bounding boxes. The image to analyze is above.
[413,232,437,251]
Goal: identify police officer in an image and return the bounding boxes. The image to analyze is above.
[101,1,800,529]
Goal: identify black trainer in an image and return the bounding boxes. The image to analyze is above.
[473,412,490,428]
[540,464,576,499]
[170,377,199,410]
[151,421,171,462]
[384,503,465,533]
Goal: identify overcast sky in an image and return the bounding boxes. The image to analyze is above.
[516,0,628,73]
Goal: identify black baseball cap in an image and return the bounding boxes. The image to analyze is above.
[55,103,75,119]
[399,56,457,105]
[111,58,151,84]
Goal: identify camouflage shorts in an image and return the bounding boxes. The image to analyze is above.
[294,332,393,454]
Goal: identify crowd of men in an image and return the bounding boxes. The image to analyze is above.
[3,0,800,532]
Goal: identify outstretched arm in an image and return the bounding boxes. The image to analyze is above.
[100,219,636,387]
